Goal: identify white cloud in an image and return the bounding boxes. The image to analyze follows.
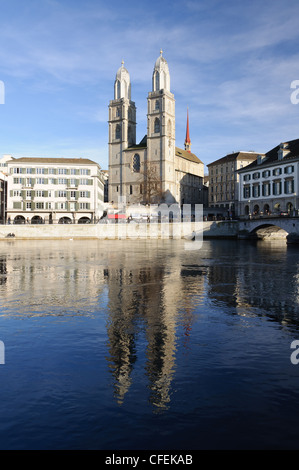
[1,0,299,166]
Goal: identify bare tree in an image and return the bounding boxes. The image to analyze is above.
[139,162,163,204]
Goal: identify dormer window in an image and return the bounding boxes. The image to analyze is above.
[278,143,289,160]
[257,155,266,164]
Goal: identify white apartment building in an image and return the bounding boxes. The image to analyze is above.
[237,139,299,216]
[0,155,105,224]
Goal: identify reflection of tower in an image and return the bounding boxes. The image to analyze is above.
[104,244,206,409]
[105,267,138,404]
[145,312,177,411]
[105,249,179,409]
[0,255,7,286]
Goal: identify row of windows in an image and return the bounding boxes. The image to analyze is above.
[13,178,93,186]
[13,202,91,210]
[243,179,295,198]
[243,166,294,181]
[12,167,90,175]
[210,194,233,202]
[210,175,234,183]
[210,184,234,193]
[209,164,235,175]
[12,190,91,198]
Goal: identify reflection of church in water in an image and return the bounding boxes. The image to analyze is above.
[105,252,205,409]
[3,241,299,409]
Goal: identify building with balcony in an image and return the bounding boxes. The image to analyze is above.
[238,139,299,216]
[1,155,105,224]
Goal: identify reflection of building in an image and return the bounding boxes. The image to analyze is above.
[108,52,204,206]
[205,240,299,326]
[0,238,207,410]
[0,240,106,315]
[238,139,299,217]
[104,245,205,409]
[1,155,105,224]
[207,151,260,216]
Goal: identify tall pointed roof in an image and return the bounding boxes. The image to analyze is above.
[152,49,170,92]
[184,108,191,153]
[114,60,131,100]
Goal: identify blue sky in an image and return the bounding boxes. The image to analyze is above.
[0,0,299,172]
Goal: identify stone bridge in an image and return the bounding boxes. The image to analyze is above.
[238,216,299,240]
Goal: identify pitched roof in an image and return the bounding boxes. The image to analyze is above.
[238,138,299,172]
[8,157,99,166]
[125,135,203,164]
[126,135,147,150]
[207,151,260,167]
[175,147,203,164]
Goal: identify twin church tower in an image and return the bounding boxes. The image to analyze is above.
[108,51,204,205]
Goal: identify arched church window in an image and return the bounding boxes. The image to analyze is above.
[154,118,160,134]
[155,72,159,91]
[116,80,120,99]
[115,124,121,140]
[133,154,140,173]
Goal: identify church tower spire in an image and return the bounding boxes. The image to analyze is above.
[147,51,176,201]
[108,60,136,201]
[184,107,191,153]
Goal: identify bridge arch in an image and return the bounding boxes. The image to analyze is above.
[248,222,289,240]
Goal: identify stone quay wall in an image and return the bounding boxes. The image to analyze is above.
[0,221,238,241]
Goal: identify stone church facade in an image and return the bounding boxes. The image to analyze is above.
[108,52,204,206]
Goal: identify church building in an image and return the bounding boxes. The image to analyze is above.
[108,51,204,206]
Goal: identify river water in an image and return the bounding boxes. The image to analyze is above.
[0,238,299,450]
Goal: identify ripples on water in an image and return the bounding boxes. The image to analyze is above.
[0,239,299,449]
